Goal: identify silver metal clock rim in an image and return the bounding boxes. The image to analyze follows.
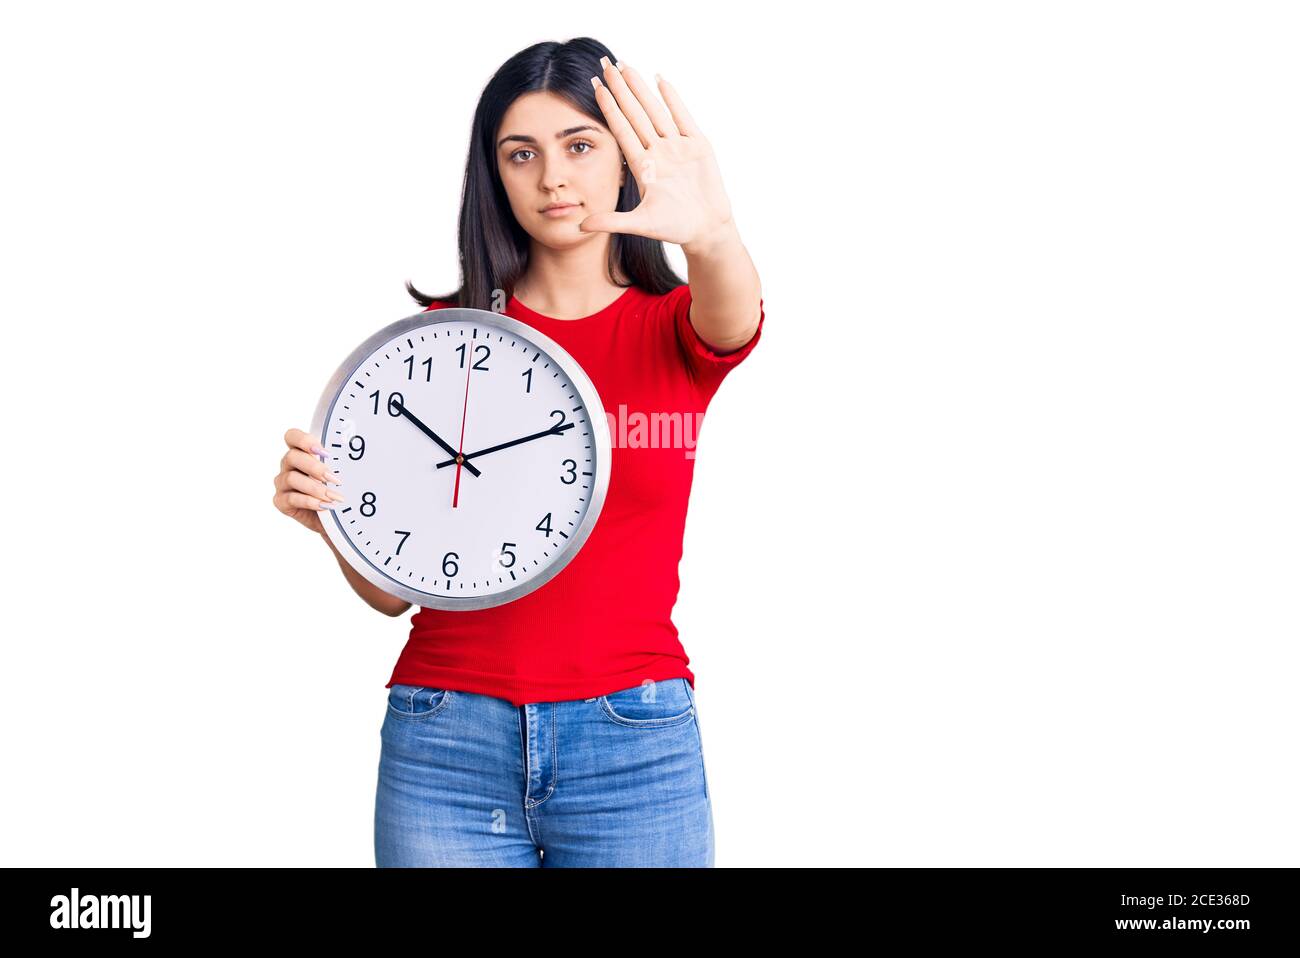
[309,306,612,611]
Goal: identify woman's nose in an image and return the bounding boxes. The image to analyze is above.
[538,158,567,191]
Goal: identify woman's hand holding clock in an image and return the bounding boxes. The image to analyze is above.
[277,400,570,535]
[272,427,346,534]
[580,56,736,254]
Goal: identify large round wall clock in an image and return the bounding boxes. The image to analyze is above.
[310,306,611,610]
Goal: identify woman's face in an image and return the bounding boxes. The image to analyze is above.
[496,91,625,249]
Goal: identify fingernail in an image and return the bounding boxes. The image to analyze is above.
[318,501,336,509]
[311,444,326,457]
[590,76,601,89]
[600,56,610,69]
[615,60,624,72]
[328,491,346,502]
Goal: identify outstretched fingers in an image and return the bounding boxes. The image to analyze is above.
[596,56,661,150]
[611,60,680,138]
[590,74,647,170]
[655,73,705,140]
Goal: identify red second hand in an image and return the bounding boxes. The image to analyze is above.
[452,340,474,508]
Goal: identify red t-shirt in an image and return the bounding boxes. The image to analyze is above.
[385,282,765,706]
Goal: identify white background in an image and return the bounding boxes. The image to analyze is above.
[2,1,1296,867]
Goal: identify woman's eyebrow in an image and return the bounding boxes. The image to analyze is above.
[497,125,602,149]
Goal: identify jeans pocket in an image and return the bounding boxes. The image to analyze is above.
[598,678,695,728]
[386,683,452,721]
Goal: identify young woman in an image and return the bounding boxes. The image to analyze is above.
[272,37,764,867]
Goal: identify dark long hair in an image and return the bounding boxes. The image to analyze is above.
[405,37,686,309]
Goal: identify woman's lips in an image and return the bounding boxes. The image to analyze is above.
[542,204,578,217]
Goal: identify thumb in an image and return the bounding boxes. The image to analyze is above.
[579,209,646,235]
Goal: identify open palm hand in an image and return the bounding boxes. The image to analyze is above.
[580,57,734,252]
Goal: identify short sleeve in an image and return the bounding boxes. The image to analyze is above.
[666,283,764,397]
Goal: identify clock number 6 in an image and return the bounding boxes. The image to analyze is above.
[442,552,459,577]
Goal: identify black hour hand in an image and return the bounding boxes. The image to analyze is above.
[391,397,482,478]
[434,421,575,469]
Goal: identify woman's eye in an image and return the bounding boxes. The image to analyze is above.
[508,141,593,164]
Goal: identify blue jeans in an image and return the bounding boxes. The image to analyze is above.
[374,677,714,867]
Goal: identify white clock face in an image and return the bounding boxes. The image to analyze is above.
[311,307,610,610]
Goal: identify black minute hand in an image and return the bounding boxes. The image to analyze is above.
[392,397,482,477]
[434,421,575,469]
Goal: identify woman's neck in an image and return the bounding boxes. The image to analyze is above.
[515,242,629,320]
